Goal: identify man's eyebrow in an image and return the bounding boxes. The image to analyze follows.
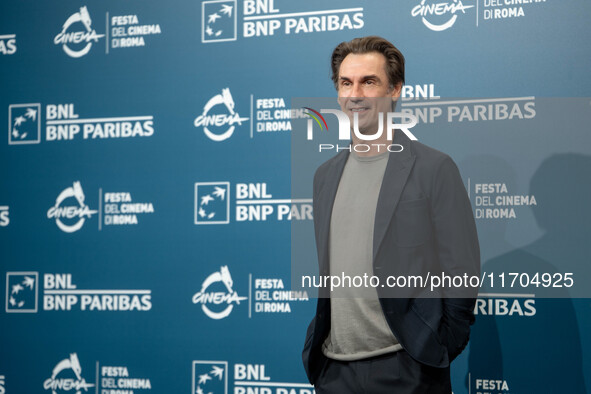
[339,74,381,81]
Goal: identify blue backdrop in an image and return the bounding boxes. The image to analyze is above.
[1,0,590,393]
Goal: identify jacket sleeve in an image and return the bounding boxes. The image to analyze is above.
[430,156,481,361]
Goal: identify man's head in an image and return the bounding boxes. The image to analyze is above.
[331,36,405,135]
[331,36,405,91]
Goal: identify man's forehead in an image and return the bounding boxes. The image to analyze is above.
[339,52,388,78]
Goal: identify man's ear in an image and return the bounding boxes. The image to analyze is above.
[391,82,403,101]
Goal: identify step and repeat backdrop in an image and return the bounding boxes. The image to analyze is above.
[1,0,590,393]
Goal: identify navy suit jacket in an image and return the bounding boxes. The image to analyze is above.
[302,130,480,385]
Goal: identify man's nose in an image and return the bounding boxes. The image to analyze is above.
[351,83,364,99]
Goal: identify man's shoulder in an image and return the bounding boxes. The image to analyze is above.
[409,139,453,169]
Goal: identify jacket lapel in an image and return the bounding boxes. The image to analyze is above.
[373,132,416,261]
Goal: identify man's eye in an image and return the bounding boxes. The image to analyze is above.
[365,80,375,85]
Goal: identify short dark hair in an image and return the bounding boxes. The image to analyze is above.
[330,36,405,90]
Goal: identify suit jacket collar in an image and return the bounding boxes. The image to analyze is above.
[373,131,416,261]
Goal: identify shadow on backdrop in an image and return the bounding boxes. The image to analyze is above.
[466,153,588,393]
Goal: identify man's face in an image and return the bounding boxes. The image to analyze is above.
[337,52,401,136]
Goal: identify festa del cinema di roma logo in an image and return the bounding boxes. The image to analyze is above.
[43,353,94,394]
[192,266,247,319]
[411,0,474,31]
[54,6,104,58]
[47,181,97,233]
[194,88,249,141]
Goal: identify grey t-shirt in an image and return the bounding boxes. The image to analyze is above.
[322,151,403,361]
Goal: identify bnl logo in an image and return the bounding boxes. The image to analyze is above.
[202,0,237,43]
[5,272,38,313]
[303,107,418,141]
[8,104,41,144]
[193,361,227,394]
[195,182,230,224]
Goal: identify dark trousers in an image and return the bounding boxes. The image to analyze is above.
[314,351,452,394]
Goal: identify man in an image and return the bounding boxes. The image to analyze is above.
[302,36,480,393]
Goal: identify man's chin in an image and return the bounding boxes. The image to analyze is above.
[347,114,374,129]
[350,116,381,133]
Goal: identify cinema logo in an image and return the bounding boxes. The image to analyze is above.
[47,182,154,232]
[47,182,97,233]
[201,0,363,43]
[194,182,312,224]
[192,361,314,394]
[412,0,548,29]
[194,88,249,141]
[0,374,5,394]
[43,353,94,393]
[303,107,418,153]
[43,354,151,394]
[192,266,247,320]
[411,0,474,31]
[192,269,307,319]
[195,89,314,140]
[54,6,162,57]
[54,6,104,58]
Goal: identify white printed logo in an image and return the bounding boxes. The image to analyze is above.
[192,361,227,394]
[194,88,249,141]
[192,361,314,393]
[109,15,162,50]
[202,0,237,43]
[0,205,8,227]
[0,33,17,55]
[5,272,38,313]
[194,181,312,224]
[47,182,97,233]
[43,353,94,394]
[411,0,474,31]
[8,104,41,144]
[195,182,230,224]
[192,266,247,319]
[54,6,104,58]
